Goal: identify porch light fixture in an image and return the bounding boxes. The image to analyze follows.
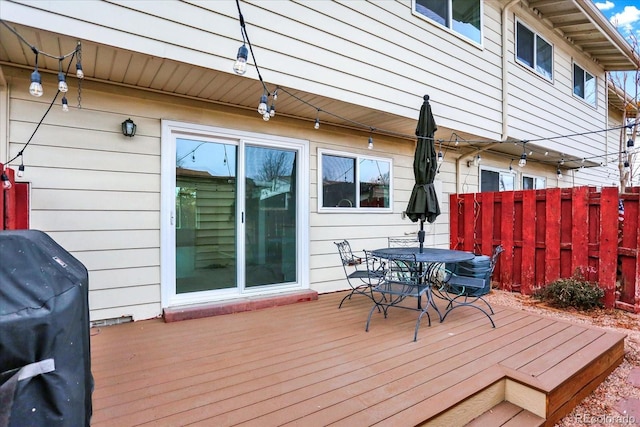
[29,51,43,97]
[121,118,136,137]
[1,171,11,190]
[233,44,248,75]
[61,96,69,112]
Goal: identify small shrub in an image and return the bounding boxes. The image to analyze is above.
[534,270,604,311]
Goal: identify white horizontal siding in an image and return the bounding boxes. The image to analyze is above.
[2,0,505,138]
[506,6,609,161]
[6,70,457,321]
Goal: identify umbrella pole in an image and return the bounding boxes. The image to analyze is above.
[418,219,425,253]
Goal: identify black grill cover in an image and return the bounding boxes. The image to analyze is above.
[0,230,92,427]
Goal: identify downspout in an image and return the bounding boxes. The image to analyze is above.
[457,0,519,194]
[502,0,520,141]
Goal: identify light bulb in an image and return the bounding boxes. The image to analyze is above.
[257,94,268,115]
[76,62,84,79]
[62,96,69,112]
[29,70,43,97]
[518,153,527,167]
[57,72,68,93]
[556,168,562,180]
[17,164,25,178]
[314,118,320,130]
[1,172,11,190]
[263,111,270,121]
[269,104,276,117]
[368,136,373,150]
[437,151,443,164]
[233,44,248,75]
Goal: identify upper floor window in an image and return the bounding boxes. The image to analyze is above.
[516,21,553,81]
[480,168,514,192]
[413,0,482,44]
[573,63,596,106]
[318,149,392,212]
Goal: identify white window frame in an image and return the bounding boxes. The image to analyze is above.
[412,0,484,46]
[479,166,515,192]
[522,174,546,190]
[573,62,597,107]
[318,148,393,213]
[515,20,554,82]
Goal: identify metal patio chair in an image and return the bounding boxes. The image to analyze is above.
[436,245,504,327]
[387,236,419,247]
[365,252,435,341]
[334,240,385,308]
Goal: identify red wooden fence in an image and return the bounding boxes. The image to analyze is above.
[1,163,29,230]
[450,187,622,309]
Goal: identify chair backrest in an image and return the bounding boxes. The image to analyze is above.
[489,245,504,275]
[449,245,504,282]
[384,253,420,284]
[387,236,419,247]
[334,240,362,268]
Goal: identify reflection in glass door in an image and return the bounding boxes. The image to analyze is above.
[244,146,297,287]
[175,139,237,293]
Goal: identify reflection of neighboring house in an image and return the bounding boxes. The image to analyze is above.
[0,1,637,322]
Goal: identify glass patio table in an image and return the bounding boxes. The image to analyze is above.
[367,246,475,340]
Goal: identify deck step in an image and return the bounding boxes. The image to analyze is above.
[465,401,545,427]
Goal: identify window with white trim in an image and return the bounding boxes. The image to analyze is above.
[318,149,392,211]
[523,175,546,190]
[413,0,482,44]
[573,63,596,106]
[480,168,515,192]
[516,20,553,81]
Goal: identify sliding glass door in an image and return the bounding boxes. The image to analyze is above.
[162,122,308,308]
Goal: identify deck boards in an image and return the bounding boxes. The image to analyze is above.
[90,291,625,426]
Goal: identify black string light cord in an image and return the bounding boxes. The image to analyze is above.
[232,2,636,171]
[1,19,81,171]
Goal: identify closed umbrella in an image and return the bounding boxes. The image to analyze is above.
[406,95,440,252]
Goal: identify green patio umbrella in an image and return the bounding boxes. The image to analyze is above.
[406,95,440,252]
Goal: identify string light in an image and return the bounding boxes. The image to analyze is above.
[233,44,249,75]
[1,169,11,190]
[519,142,527,167]
[314,109,320,129]
[61,96,69,112]
[257,93,268,116]
[519,152,527,167]
[368,129,374,150]
[57,60,68,93]
[509,159,515,174]
[557,162,562,180]
[29,50,43,97]
[437,142,444,164]
[17,157,25,178]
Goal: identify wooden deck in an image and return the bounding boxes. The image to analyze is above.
[89,291,625,426]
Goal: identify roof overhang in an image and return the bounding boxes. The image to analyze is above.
[524,0,639,71]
